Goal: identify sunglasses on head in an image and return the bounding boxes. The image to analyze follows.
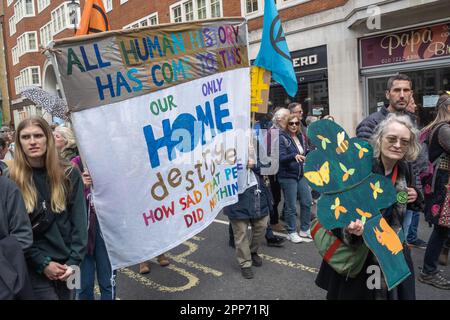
[288,121,300,126]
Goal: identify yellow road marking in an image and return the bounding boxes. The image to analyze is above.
[119,265,199,293]
[259,254,319,274]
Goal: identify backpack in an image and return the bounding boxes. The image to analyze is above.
[419,124,446,195]
[310,219,369,278]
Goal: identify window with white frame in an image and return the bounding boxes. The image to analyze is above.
[242,0,310,17]
[104,0,113,12]
[14,0,36,22]
[123,13,158,29]
[16,66,41,94]
[12,46,19,65]
[173,5,182,22]
[15,76,22,95]
[38,0,51,13]
[197,0,207,20]
[9,16,16,36]
[210,0,221,17]
[245,0,258,14]
[51,2,79,35]
[17,32,38,57]
[184,1,194,21]
[25,0,35,15]
[40,21,53,47]
[170,0,222,22]
[7,0,13,6]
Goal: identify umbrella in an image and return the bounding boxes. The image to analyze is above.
[20,86,69,120]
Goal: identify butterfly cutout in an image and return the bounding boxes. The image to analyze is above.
[339,162,355,182]
[331,197,347,220]
[304,161,330,187]
[370,181,383,199]
[354,143,369,159]
[316,135,331,150]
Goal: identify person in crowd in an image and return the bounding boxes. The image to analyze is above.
[267,108,290,233]
[0,136,11,176]
[0,174,34,299]
[53,125,117,300]
[321,115,335,121]
[223,145,271,279]
[356,74,413,139]
[1,130,14,161]
[53,126,79,161]
[139,253,170,274]
[418,93,450,290]
[403,96,428,249]
[278,113,313,243]
[288,102,307,132]
[357,74,428,246]
[305,116,319,126]
[316,113,422,299]
[72,167,118,299]
[10,116,87,300]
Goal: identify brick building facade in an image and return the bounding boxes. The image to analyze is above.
[2,0,450,132]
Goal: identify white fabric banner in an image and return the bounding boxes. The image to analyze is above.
[72,69,250,269]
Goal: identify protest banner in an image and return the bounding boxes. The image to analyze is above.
[49,18,251,269]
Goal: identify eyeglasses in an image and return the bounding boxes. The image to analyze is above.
[384,136,410,148]
[288,121,300,126]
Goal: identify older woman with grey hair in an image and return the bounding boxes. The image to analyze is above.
[316,113,423,300]
[53,126,79,162]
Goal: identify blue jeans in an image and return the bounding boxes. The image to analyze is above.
[423,225,449,274]
[77,221,116,300]
[407,211,420,243]
[278,177,312,233]
[402,210,413,238]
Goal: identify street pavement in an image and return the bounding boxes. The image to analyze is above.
[111,212,450,300]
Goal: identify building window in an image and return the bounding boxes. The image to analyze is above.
[246,0,258,14]
[12,47,19,65]
[170,0,222,22]
[40,21,53,47]
[105,0,113,12]
[7,0,13,6]
[9,16,16,36]
[120,0,128,4]
[17,32,39,57]
[197,0,207,19]
[51,2,79,35]
[16,66,41,94]
[25,0,35,15]
[38,0,51,13]
[210,0,221,17]
[173,5,182,22]
[184,1,194,21]
[123,13,158,29]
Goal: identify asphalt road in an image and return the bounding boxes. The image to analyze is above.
[111,212,450,301]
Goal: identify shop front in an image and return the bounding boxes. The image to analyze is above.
[360,20,450,128]
[269,45,329,118]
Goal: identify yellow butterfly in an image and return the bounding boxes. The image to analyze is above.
[317,135,331,150]
[331,197,347,220]
[370,181,383,199]
[356,208,372,219]
[304,161,330,187]
[339,162,355,182]
[354,143,369,159]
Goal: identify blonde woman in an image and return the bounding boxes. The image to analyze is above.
[53,126,79,162]
[11,117,87,300]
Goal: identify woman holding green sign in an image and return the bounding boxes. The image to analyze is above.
[316,113,423,299]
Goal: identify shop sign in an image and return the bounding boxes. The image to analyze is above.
[360,22,450,68]
[291,45,327,72]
